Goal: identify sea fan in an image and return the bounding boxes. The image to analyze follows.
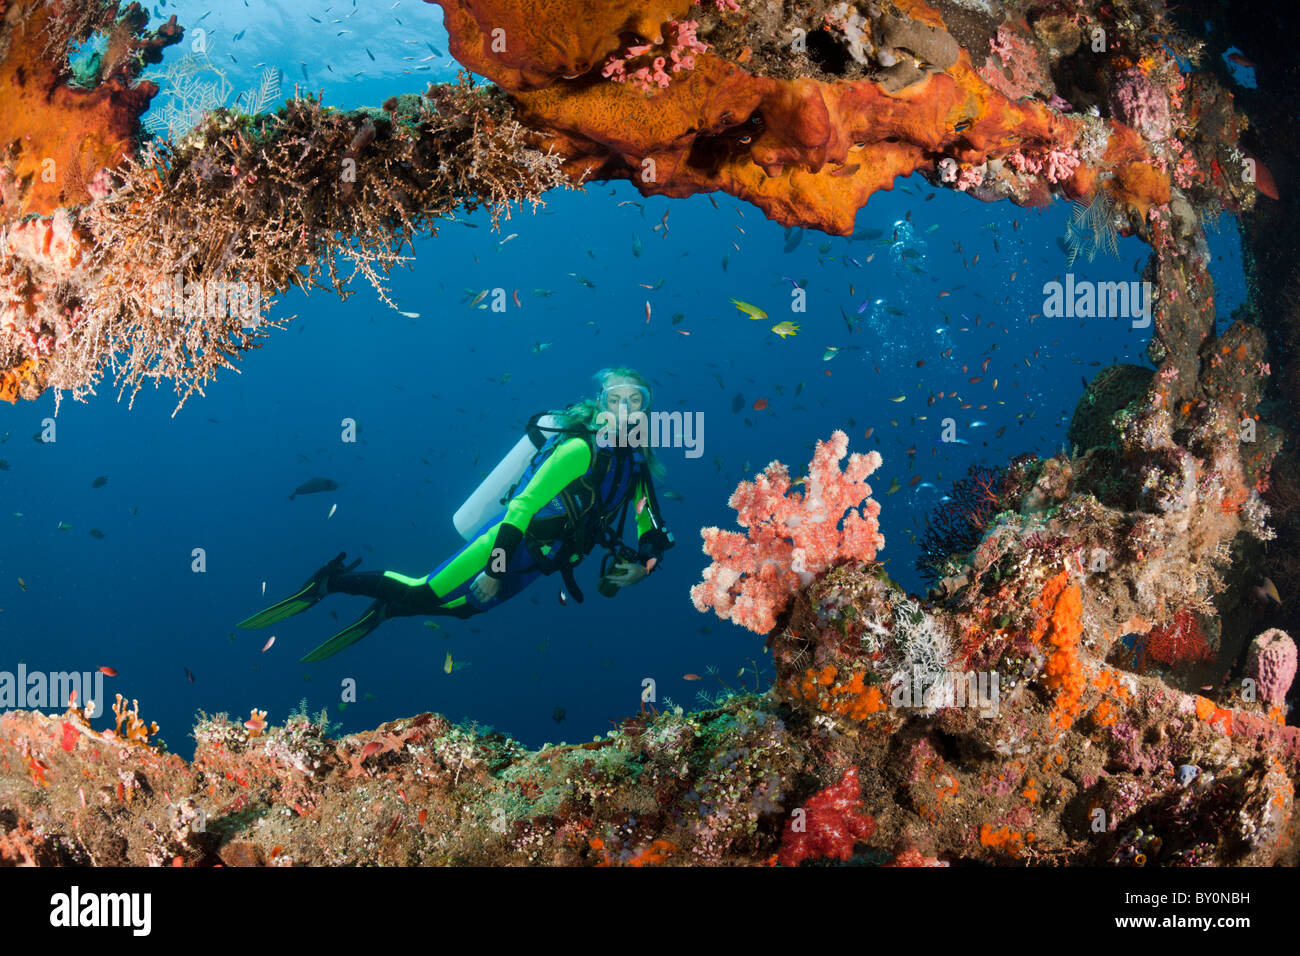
[141,48,283,141]
[141,49,233,140]
[1062,190,1120,269]
[237,67,283,117]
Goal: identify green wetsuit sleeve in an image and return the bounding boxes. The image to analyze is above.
[485,437,592,578]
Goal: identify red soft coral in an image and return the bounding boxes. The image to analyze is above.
[780,767,876,866]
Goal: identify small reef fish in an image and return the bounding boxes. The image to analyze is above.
[1255,577,1282,604]
[92,475,108,488]
[98,666,118,677]
[443,651,454,674]
[683,673,703,681]
[262,636,276,652]
[290,478,339,500]
[730,298,767,320]
[771,321,799,338]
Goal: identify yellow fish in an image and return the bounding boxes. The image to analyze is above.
[771,321,800,338]
[890,395,906,402]
[730,298,768,320]
[443,651,454,674]
[1257,577,1282,605]
[886,478,901,495]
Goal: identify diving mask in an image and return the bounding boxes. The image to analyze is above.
[599,384,650,413]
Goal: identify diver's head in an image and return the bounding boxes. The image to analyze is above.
[597,367,651,416]
[595,367,651,446]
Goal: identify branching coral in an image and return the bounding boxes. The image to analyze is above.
[2,76,569,409]
[692,431,884,635]
[110,694,158,747]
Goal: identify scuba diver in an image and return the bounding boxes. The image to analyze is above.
[237,367,675,662]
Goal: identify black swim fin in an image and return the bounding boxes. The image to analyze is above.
[237,552,360,629]
[300,600,387,662]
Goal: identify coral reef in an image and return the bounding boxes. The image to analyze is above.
[3,547,1299,866]
[431,0,1170,235]
[0,0,1266,408]
[2,0,1298,871]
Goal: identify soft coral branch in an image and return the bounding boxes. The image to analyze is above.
[691,431,885,634]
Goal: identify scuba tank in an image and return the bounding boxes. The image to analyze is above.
[453,412,563,540]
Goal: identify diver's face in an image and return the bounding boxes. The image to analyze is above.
[601,378,649,442]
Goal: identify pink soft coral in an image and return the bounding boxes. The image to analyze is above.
[691,430,885,634]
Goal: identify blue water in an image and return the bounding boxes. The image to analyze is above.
[1,0,1247,756]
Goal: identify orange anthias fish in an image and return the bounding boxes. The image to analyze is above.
[683,673,702,681]
[753,398,769,411]
[98,666,118,677]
